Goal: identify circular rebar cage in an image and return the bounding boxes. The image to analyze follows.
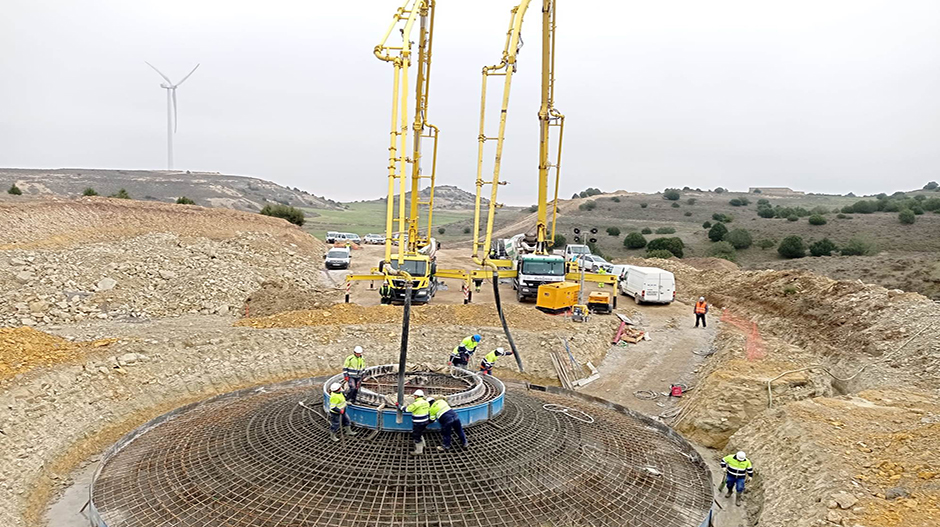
[89,378,713,527]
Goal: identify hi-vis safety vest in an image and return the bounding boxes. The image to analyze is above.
[452,336,479,357]
[721,455,754,477]
[343,354,365,377]
[429,399,452,421]
[695,301,708,314]
[329,392,347,413]
[406,397,430,424]
[481,350,500,369]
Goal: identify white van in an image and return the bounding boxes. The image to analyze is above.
[618,265,676,304]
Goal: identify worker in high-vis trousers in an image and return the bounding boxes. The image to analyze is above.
[328,382,358,442]
[694,296,709,328]
[428,396,467,452]
[400,389,431,455]
[720,451,754,506]
[479,347,513,375]
[342,346,365,403]
[448,334,481,368]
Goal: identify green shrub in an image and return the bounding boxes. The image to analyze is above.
[836,213,848,219]
[646,250,675,259]
[840,238,872,256]
[110,188,131,199]
[579,187,602,198]
[809,238,837,257]
[832,207,841,213]
[640,202,648,208]
[611,196,621,203]
[842,200,878,214]
[663,189,681,200]
[787,215,798,221]
[729,198,743,206]
[914,194,927,201]
[464,226,472,234]
[438,227,446,235]
[712,212,733,223]
[686,198,697,205]
[810,206,829,215]
[578,200,597,211]
[655,227,676,234]
[883,201,901,212]
[757,206,775,218]
[528,204,539,212]
[708,222,728,242]
[777,236,806,259]
[606,226,621,236]
[552,233,567,247]
[7,184,22,195]
[82,187,98,196]
[176,196,196,205]
[724,228,753,249]
[911,205,924,215]
[260,204,305,226]
[752,188,762,194]
[707,241,736,262]
[757,198,770,206]
[925,181,939,190]
[684,211,693,217]
[671,202,680,208]
[739,197,750,206]
[714,187,726,194]
[572,193,579,199]
[757,239,776,250]
[641,227,652,234]
[702,221,712,229]
[808,214,827,225]
[647,237,684,258]
[922,198,940,211]
[623,232,647,249]
[899,209,916,224]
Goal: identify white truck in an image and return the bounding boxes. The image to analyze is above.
[564,244,591,262]
[618,265,676,304]
[502,234,567,302]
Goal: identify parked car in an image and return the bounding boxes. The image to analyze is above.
[575,254,613,273]
[333,232,362,245]
[325,231,339,243]
[619,265,676,304]
[364,233,386,244]
[324,248,352,270]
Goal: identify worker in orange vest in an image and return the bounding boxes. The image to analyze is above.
[694,296,709,328]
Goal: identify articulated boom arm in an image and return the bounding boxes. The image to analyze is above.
[375,0,439,267]
[538,0,564,254]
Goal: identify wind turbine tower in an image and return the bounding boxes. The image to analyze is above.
[145,62,200,170]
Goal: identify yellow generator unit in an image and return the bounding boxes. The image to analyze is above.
[587,291,614,314]
[536,282,580,313]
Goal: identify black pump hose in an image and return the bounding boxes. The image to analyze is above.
[491,269,524,372]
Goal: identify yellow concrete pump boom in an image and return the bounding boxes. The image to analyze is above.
[471,0,565,265]
[374,0,439,266]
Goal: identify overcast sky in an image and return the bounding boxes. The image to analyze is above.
[2,0,939,203]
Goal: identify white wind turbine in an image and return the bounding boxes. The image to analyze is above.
[145,62,200,170]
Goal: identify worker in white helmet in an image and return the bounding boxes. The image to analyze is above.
[720,450,754,506]
[342,346,366,403]
[328,382,358,442]
[397,389,431,455]
[479,347,513,376]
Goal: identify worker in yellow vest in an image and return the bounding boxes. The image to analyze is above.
[328,382,358,442]
[428,396,467,452]
[342,346,365,403]
[479,347,513,376]
[449,334,481,368]
[401,389,431,455]
[694,297,709,328]
[720,451,754,506]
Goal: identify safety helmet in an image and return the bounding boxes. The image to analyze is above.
[699,296,705,302]
[354,346,363,355]
[496,347,505,354]
[472,334,482,342]
[735,451,746,461]
[426,397,435,404]
[414,389,425,398]
[330,382,341,392]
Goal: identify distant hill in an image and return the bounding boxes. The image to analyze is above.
[0,168,343,212]
[357,185,487,210]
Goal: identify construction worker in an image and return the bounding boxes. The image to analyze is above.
[720,451,754,506]
[400,389,431,455]
[342,346,365,403]
[479,347,513,375]
[596,266,606,288]
[694,296,709,328]
[328,382,358,442]
[379,281,392,305]
[448,334,481,368]
[428,396,467,452]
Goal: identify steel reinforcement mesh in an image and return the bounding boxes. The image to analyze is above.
[92,383,712,527]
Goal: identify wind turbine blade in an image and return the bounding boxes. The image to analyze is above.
[145,61,173,84]
[175,63,200,86]
[172,89,178,133]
